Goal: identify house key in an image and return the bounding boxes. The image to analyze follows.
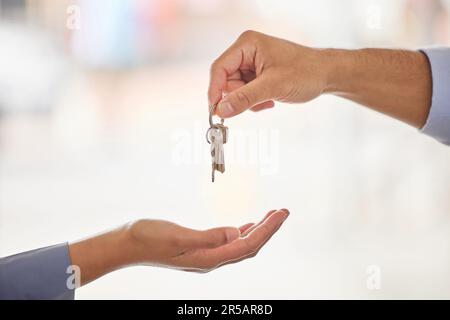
[206,104,228,182]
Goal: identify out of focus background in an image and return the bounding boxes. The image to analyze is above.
[1,0,450,299]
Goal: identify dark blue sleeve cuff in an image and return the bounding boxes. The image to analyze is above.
[0,243,75,300]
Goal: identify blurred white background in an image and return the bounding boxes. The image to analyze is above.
[1,0,450,299]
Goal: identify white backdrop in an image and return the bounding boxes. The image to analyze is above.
[1,0,450,299]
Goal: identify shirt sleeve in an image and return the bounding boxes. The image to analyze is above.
[0,243,75,300]
[420,48,450,145]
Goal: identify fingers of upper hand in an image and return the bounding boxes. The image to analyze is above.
[237,30,261,44]
[216,75,274,118]
[208,45,243,105]
[208,30,262,106]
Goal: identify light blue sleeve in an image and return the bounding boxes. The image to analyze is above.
[420,48,450,145]
[0,243,75,300]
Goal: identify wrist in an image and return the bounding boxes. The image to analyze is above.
[69,223,138,285]
[319,47,432,128]
[112,222,144,266]
[321,48,355,94]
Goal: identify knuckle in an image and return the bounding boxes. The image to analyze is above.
[130,219,148,232]
[210,59,222,74]
[239,30,257,41]
[210,60,218,72]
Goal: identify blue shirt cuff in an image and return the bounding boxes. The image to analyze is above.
[420,48,450,145]
[0,243,75,300]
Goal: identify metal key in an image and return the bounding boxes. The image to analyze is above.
[206,105,228,182]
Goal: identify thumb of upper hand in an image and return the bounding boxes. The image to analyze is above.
[216,76,273,118]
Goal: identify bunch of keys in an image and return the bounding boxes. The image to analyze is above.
[206,104,229,182]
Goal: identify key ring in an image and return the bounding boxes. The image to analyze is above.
[209,104,224,127]
[206,104,225,144]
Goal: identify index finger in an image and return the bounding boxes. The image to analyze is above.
[208,45,244,107]
[205,209,290,267]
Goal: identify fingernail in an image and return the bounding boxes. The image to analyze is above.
[218,100,234,117]
[279,209,290,222]
[226,228,240,243]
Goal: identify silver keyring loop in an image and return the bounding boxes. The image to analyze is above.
[206,128,213,144]
[209,104,215,127]
[209,104,225,127]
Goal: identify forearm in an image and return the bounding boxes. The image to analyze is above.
[323,48,432,128]
[68,224,138,286]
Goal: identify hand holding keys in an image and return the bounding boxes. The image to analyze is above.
[206,105,228,182]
